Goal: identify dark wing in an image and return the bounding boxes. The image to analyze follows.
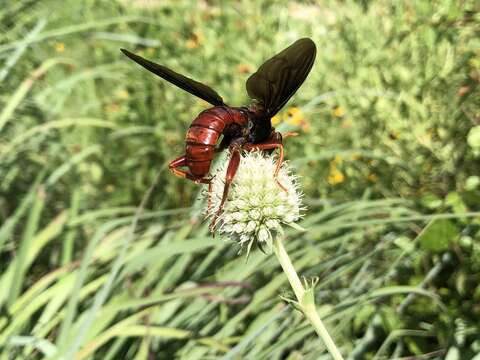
[246,38,316,117]
[121,49,225,107]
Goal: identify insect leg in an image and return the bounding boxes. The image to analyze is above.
[169,155,210,184]
[209,146,241,231]
[206,180,214,214]
[281,131,298,139]
[243,141,287,192]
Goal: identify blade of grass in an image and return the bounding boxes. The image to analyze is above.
[6,335,57,357]
[46,145,100,187]
[0,58,73,133]
[7,186,46,306]
[1,118,117,158]
[0,211,67,305]
[62,188,81,265]
[0,171,45,255]
[0,16,151,53]
[0,19,46,82]
[59,168,163,358]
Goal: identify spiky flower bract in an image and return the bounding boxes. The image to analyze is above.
[206,151,303,254]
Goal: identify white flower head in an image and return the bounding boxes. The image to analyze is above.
[205,151,303,255]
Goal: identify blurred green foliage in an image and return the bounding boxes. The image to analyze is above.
[0,0,479,359]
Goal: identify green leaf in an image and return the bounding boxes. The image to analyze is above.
[445,192,467,214]
[418,218,459,252]
[8,187,46,305]
[445,347,460,360]
[7,336,57,357]
[467,126,480,149]
[420,193,442,209]
[465,176,480,191]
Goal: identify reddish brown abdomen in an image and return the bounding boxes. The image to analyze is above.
[185,107,229,176]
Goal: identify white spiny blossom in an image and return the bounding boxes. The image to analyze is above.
[206,151,303,254]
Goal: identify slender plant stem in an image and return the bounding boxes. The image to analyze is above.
[273,235,344,360]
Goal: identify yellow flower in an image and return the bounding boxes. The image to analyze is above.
[237,63,252,74]
[284,107,304,126]
[350,152,361,161]
[328,166,345,185]
[332,106,345,118]
[271,115,282,126]
[333,154,343,164]
[328,155,346,185]
[186,39,198,49]
[55,42,65,53]
[367,173,379,182]
[116,89,130,100]
[186,30,205,49]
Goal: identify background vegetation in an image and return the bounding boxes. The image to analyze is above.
[1,0,479,358]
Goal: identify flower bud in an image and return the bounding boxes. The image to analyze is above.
[205,151,303,255]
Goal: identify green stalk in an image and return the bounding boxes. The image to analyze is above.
[273,235,344,360]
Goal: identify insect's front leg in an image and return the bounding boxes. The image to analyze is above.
[243,135,287,192]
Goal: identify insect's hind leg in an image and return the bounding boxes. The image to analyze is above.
[169,155,216,222]
[169,155,210,184]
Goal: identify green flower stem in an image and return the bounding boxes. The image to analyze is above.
[273,235,344,360]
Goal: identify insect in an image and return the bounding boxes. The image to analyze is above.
[121,38,316,229]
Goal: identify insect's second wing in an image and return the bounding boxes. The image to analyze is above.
[121,49,225,107]
[246,38,316,118]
